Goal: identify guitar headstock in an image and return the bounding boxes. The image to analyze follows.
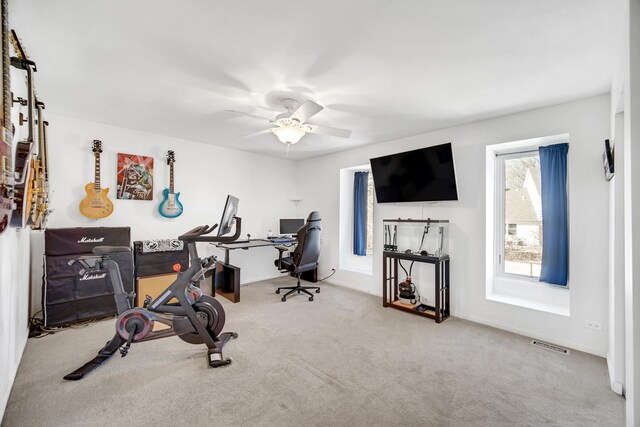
[92,140,102,154]
[167,150,175,165]
[10,29,36,71]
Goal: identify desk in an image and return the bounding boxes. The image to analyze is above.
[214,239,296,303]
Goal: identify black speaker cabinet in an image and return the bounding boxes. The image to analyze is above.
[42,227,132,327]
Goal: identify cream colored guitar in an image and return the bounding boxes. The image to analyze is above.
[79,140,113,219]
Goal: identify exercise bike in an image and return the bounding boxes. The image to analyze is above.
[64,195,241,380]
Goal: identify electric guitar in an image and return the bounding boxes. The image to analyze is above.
[9,29,37,228]
[158,150,183,218]
[31,100,50,229]
[0,0,12,235]
[79,140,113,219]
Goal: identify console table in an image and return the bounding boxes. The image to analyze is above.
[382,251,450,323]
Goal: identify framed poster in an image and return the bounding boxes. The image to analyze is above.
[117,153,154,200]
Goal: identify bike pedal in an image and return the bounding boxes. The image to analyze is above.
[119,345,130,357]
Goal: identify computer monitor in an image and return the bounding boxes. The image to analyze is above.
[279,218,304,235]
[217,195,239,236]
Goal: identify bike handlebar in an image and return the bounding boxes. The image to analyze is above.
[178,217,242,243]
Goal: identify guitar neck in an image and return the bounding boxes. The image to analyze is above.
[169,162,174,194]
[1,0,9,132]
[37,104,45,163]
[94,152,101,190]
[43,121,49,179]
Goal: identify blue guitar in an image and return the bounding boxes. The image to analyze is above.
[158,150,184,218]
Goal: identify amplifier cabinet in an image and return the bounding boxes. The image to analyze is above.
[135,273,178,307]
[45,227,130,256]
[43,251,133,327]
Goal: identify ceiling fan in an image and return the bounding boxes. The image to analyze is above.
[227,99,352,145]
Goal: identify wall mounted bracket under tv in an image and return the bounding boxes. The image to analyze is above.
[369,142,458,203]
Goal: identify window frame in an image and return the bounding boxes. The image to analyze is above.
[494,149,542,283]
[365,172,374,256]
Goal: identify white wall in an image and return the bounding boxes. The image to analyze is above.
[296,95,611,357]
[1,65,33,419]
[623,0,640,423]
[29,113,299,314]
[0,228,31,420]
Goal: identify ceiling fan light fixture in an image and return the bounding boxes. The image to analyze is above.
[272,126,305,144]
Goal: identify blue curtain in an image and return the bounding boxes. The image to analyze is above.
[353,171,369,256]
[539,143,569,286]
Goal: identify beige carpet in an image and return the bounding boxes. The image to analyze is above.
[2,278,624,426]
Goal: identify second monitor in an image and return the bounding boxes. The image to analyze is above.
[279,218,304,236]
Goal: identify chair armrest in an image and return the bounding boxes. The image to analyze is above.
[275,246,287,270]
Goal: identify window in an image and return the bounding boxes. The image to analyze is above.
[497,152,542,278]
[339,165,373,274]
[485,133,570,317]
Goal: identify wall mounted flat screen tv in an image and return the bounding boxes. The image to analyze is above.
[369,143,458,203]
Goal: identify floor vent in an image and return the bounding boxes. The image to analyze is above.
[531,339,570,355]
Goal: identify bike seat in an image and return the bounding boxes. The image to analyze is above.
[92,246,132,255]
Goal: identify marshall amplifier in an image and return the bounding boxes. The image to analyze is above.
[133,239,189,277]
[42,227,133,327]
[43,252,134,327]
[44,227,131,256]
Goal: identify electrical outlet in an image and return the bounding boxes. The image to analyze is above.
[584,320,602,330]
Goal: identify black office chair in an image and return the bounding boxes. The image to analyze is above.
[274,211,321,302]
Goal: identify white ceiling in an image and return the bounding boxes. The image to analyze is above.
[11,0,623,160]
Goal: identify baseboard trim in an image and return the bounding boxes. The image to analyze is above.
[606,354,625,395]
[451,309,606,357]
[241,273,284,286]
[323,279,382,298]
[322,281,606,358]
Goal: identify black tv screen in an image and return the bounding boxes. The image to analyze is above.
[369,143,458,203]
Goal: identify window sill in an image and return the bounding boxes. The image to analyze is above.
[339,252,373,276]
[487,276,570,317]
[486,292,569,317]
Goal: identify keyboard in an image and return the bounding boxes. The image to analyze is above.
[270,238,296,244]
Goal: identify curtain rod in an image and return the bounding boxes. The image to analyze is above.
[496,148,539,157]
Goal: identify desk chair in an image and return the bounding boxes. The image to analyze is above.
[274,211,321,302]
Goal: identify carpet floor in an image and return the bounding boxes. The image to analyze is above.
[2,278,624,426]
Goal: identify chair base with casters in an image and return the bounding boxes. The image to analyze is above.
[276,274,320,302]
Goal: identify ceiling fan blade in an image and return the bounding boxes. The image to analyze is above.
[290,100,323,124]
[226,110,273,123]
[307,124,352,139]
[239,128,273,138]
